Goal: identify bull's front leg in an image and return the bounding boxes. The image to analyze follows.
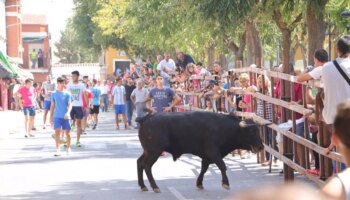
[196,159,210,189]
[137,153,148,191]
[206,151,230,190]
[215,158,229,189]
[143,154,161,193]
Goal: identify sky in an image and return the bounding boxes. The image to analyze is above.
[21,0,74,63]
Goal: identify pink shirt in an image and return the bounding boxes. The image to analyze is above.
[108,83,114,94]
[243,94,252,112]
[18,86,35,107]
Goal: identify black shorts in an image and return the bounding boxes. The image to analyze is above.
[90,105,100,114]
[70,106,84,119]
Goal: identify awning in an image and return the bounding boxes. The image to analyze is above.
[0,51,34,80]
[0,63,14,78]
[15,66,34,80]
[23,37,45,43]
[0,51,17,77]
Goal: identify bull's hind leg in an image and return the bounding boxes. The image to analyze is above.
[137,153,148,191]
[196,159,210,189]
[206,151,230,190]
[144,153,161,193]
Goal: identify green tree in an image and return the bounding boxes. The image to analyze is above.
[54,19,99,63]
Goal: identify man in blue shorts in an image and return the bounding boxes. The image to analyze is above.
[50,77,72,156]
[112,78,128,130]
[42,75,56,129]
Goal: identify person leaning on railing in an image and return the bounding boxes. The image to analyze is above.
[296,48,329,176]
[254,75,277,166]
[322,36,350,161]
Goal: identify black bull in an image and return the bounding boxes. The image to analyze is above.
[136,111,264,193]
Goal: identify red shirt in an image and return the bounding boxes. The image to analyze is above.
[275,80,303,119]
[82,90,93,108]
[108,83,114,94]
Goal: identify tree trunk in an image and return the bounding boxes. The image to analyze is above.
[300,43,308,67]
[207,39,215,69]
[281,30,293,74]
[290,45,297,67]
[245,19,262,67]
[236,32,246,63]
[224,31,246,65]
[306,0,327,66]
[219,54,227,70]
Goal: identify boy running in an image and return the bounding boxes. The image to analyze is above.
[90,79,101,129]
[50,77,72,156]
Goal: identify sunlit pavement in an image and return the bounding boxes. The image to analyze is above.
[0,111,313,200]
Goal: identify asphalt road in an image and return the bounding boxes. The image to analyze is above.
[0,110,312,200]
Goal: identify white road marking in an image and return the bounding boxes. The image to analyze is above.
[168,186,190,200]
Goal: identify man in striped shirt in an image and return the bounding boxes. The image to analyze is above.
[112,78,128,130]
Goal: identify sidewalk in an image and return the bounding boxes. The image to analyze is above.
[0,110,23,139]
[0,109,46,139]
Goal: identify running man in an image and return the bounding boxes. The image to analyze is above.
[42,75,56,129]
[90,79,101,130]
[16,78,36,137]
[50,77,72,156]
[112,78,128,130]
[66,71,87,147]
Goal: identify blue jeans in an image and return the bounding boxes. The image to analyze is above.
[31,59,37,68]
[126,100,133,125]
[296,122,305,137]
[101,94,108,112]
[265,127,278,161]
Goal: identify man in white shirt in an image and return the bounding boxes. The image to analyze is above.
[100,80,110,112]
[157,52,176,87]
[42,75,56,129]
[297,49,328,82]
[321,36,350,166]
[66,70,87,147]
[131,80,148,129]
[196,62,211,76]
[112,78,128,129]
[322,35,350,128]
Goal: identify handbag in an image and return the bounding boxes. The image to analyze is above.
[333,60,350,86]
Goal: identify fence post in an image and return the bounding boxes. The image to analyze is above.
[282,79,294,182]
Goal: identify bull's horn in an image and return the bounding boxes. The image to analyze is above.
[239,121,257,128]
[239,121,248,128]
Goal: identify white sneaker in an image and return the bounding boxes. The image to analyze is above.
[66,148,72,155]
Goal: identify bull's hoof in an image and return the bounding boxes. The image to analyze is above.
[153,188,161,193]
[141,187,148,192]
[222,184,230,190]
[197,185,204,190]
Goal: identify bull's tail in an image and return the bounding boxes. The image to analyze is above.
[135,108,154,124]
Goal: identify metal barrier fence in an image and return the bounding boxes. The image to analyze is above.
[174,67,343,186]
